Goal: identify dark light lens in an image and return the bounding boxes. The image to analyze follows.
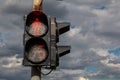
[28,45,47,63]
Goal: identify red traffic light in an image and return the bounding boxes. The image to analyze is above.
[26,11,48,37]
[29,18,47,37]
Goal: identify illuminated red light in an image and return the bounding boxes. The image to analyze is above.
[35,18,39,22]
[26,11,48,37]
[31,18,41,36]
[28,17,47,37]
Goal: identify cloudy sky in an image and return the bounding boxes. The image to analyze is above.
[0,0,120,80]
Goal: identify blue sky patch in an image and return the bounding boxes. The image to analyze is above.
[85,66,98,73]
[108,47,120,56]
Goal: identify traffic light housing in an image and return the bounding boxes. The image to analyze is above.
[23,11,70,69]
[23,11,51,67]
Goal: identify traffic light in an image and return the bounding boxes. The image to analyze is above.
[23,11,51,67]
[23,11,70,69]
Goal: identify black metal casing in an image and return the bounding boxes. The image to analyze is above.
[23,11,71,69]
[23,11,52,68]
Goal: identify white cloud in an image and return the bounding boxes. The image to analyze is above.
[90,48,109,57]
[79,77,89,80]
[92,9,110,17]
[90,48,120,70]
[0,54,22,68]
[100,59,120,69]
[68,28,81,37]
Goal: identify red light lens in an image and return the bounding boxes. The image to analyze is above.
[28,18,47,37]
[26,11,48,37]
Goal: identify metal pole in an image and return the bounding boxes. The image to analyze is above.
[31,67,41,80]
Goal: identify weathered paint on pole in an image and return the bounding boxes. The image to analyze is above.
[33,0,43,11]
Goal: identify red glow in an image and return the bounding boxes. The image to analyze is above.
[37,45,44,48]
[31,18,42,36]
[35,18,39,22]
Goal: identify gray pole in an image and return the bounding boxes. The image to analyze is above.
[31,67,41,80]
